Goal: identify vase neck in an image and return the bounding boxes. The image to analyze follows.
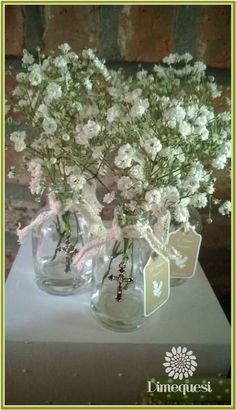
[47,187,81,206]
[114,206,149,227]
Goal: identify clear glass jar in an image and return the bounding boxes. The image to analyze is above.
[32,207,91,296]
[91,209,151,332]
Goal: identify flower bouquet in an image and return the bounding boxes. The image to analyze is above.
[8,46,231,330]
[8,45,113,294]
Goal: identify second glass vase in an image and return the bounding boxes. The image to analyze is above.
[91,211,151,332]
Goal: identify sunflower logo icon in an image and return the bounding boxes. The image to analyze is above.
[163,346,198,380]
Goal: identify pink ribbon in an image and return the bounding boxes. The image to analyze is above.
[72,219,178,271]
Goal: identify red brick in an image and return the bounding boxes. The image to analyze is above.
[5,75,16,118]
[43,5,100,55]
[6,198,39,226]
[213,86,231,114]
[118,6,173,62]
[5,74,27,120]
[5,5,24,55]
[5,148,29,185]
[5,148,22,170]
[5,74,17,94]
[197,6,231,69]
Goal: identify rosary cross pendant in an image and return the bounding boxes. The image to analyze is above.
[108,260,134,301]
[61,237,79,273]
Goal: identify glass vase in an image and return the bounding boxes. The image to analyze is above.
[91,210,151,332]
[32,209,91,296]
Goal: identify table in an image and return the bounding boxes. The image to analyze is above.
[5,236,231,405]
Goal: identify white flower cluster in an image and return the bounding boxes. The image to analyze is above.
[75,120,101,145]
[9,48,231,224]
[114,144,135,169]
[9,45,113,200]
[10,131,26,152]
[99,53,231,222]
[218,201,231,216]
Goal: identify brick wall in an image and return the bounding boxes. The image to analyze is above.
[5,5,231,312]
[5,5,231,67]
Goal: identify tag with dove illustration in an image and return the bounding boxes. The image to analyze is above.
[168,226,202,278]
[143,252,170,317]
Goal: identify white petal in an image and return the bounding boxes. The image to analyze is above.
[182,347,187,353]
[166,352,172,357]
[177,346,181,354]
[168,370,175,377]
[165,357,171,362]
[186,350,193,356]
[189,355,196,360]
[188,370,193,377]
[191,361,197,367]
[173,372,179,380]
[179,373,183,380]
[163,363,170,367]
[172,347,177,355]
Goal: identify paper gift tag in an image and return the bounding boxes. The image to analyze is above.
[168,226,202,278]
[144,252,170,317]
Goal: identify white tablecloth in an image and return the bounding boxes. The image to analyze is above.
[5,236,231,405]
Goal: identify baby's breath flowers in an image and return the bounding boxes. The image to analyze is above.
[8,48,231,227]
[8,44,113,203]
[97,53,231,224]
[8,45,119,275]
[7,48,231,284]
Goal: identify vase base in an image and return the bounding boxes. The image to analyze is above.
[35,257,92,296]
[91,287,144,332]
[36,277,90,296]
[91,306,143,332]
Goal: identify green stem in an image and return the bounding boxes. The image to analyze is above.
[87,169,110,192]
[74,212,84,247]
[51,216,65,261]
[62,211,71,237]
[51,233,64,261]
[102,240,121,284]
[123,237,130,262]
